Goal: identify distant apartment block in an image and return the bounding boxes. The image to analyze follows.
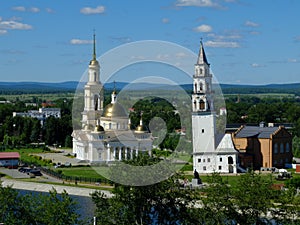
[13,108,61,125]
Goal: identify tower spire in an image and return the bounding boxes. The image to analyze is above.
[93,30,96,61]
[197,38,209,65]
[89,30,99,66]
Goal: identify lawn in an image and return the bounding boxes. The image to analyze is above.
[54,166,103,179]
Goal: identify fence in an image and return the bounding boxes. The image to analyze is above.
[40,167,111,185]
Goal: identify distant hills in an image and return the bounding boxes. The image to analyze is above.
[0,81,299,95]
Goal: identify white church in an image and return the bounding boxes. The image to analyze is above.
[192,41,238,174]
[72,35,152,163]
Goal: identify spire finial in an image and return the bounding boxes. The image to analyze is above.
[93,29,96,60]
[197,37,209,65]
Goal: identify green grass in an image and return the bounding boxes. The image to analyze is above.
[54,166,104,179]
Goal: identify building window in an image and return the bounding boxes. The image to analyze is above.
[285,158,289,163]
[286,143,290,153]
[274,143,278,154]
[203,166,206,171]
[219,166,222,170]
[202,129,204,133]
[274,160,277,165]
[220,157,222,162]
[208,158,210,163]
[199,100,205,110]
[198,158,201,163]
[203,159,205,163]
[280,143,284,153]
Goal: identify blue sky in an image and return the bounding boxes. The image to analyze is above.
[0,0,299,84]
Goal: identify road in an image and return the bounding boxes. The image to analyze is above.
[0,178,112,197]
[0,168,113,198]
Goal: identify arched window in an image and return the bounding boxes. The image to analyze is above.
[193,101,197,110]
[228,156,233,165]
[200,68,203,74]
[109,123,112,129]
[200,83,203,91]
[194,83,197,93]
[94,95,98,110]
[94,72,97,81]
[199,100,205,110]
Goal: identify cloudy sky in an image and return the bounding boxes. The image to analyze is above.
[0,0,299,84]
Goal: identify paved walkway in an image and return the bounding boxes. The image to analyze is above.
[1,178,113,197]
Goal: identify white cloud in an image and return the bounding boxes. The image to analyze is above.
[0,20,32,30]
[249,31,260,35]
[110,36,131,43]
[245,20,259,27]
[162,18,170,24]
[12,6,40,13]
[175,52,188,58]
[156,54,170,60]
[130,55,146,60]
[80,6,105,15]
[193,24,212,33]
[12,6,26,12]
[207,33,241,40]
[288,58,299,63]
[294,36,300,42]
[175,0,218,7]
[46,8,55,13]
[251,63,265,68]
[0,30,7,35]
[205,40,240,48]
[70,39,93,45]
[29,7,40,13]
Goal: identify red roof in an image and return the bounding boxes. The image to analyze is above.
[0,152,20,159]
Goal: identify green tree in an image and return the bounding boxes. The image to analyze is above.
[91,154,197,225]
[0,184,84,225]
[232,171,273,225]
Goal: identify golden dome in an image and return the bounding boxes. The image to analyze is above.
[135,124,148,133]
[89,59,99,66]
[103,103,128,118]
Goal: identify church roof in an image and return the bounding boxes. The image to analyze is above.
[216,134,238,154]
[235,126,280,139]
[197,40,209,65]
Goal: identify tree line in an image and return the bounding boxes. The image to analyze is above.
[0,98,73,148]
[2,154,299,224]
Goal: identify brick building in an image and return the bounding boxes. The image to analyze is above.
[232,124,293,169]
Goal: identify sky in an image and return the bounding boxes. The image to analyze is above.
[0,0,300,85]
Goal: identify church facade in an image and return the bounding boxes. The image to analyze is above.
[192,41,238,173]
[72,35,152,163]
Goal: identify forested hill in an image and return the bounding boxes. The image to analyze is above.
[0,81,299,95]
[219,83,300,95]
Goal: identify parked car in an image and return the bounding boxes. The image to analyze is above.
[18,167,31,173]
[28,169,42,176]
